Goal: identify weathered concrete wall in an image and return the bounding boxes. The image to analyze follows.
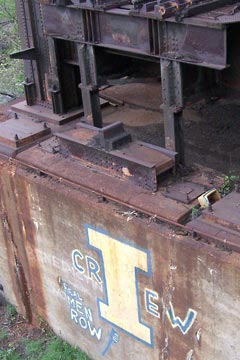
[0,161,240,360]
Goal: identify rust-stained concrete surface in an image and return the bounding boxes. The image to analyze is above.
[0,158,239,360]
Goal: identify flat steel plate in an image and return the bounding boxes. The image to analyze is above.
[202,192,240,232]
[163,182,206,204]
[0,118,50,148]
[11,101,83,125]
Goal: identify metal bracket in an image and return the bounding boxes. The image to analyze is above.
[24,80,36,106]
[10,47,38,61]
[56,122,177,191]
[97,122,132,151]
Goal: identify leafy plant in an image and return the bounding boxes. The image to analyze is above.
[219,175,240,197]
[191,206,201,220]
[4,304,18,323]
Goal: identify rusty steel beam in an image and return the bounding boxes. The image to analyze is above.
[77,44,103,127]
[161,59,184,164]
[0,145,234,254]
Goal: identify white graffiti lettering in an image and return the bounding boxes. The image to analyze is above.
[72,249,103,285]
[63,282,103,341]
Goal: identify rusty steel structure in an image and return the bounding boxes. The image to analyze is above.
[10,0,240,161]
[1,0,240,359]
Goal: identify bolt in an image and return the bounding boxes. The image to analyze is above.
[14,134,19,141]
[192,231,197,239]
[208,203,213,212]
[43,122,48,129]
[14,113,18,119]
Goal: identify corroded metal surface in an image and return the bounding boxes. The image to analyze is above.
[11,101,84,125]
[202,191,240,231]
[1,0,240,358]
[163,182,206,204]
[0,160,239,360]
[12,0,240,163]
[57,125,176,191]
[0,117,50,148]
[13,140,240,250]
[188,191,240,252]
[16,144,190,223]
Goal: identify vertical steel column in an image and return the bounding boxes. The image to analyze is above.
[47,38,64,114]
[15,0,36,104]
[161,59,184,165]
[77,44,102,128]
[15,0,48,104]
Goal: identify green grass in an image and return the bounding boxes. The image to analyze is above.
[37,336,90,360]
[0,330,8,342]
[0,303,91,360]
[0,349,21,360]
[0,0,24,103]
[23,338,45,358]
[5,304,18,317]
[4,304,18,324]
[0,331,91,360]
[17,336,91,360]
[0,0,16,22]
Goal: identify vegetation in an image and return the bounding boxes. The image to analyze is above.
[219,175,240,197]
[0,0,24,104]
[0,303,91,360]
[191,206,201,220]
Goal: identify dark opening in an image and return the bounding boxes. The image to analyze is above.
[55,39,82,112]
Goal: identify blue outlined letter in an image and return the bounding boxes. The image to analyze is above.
[72,249,85,274]
[166,302,197,334]
[86,226,153,347]
[145,289,160,318]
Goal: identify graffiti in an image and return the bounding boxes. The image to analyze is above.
[86,225,153,347]
[102,329,120,356]
[84,226,197,347]
[36,248,84,280]
[166,302,197,335]
[72,249,103,285]
[145,289,160,318]
[67,225,197,352]
[62,281,120,356]
[63,282,103,341]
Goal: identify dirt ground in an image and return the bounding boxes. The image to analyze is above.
[2,81,240,180]
[183,98,240,174]
[2,85,240,179]
[0,302,90,359]
[101,83,240,176]
[0,303,43,356]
